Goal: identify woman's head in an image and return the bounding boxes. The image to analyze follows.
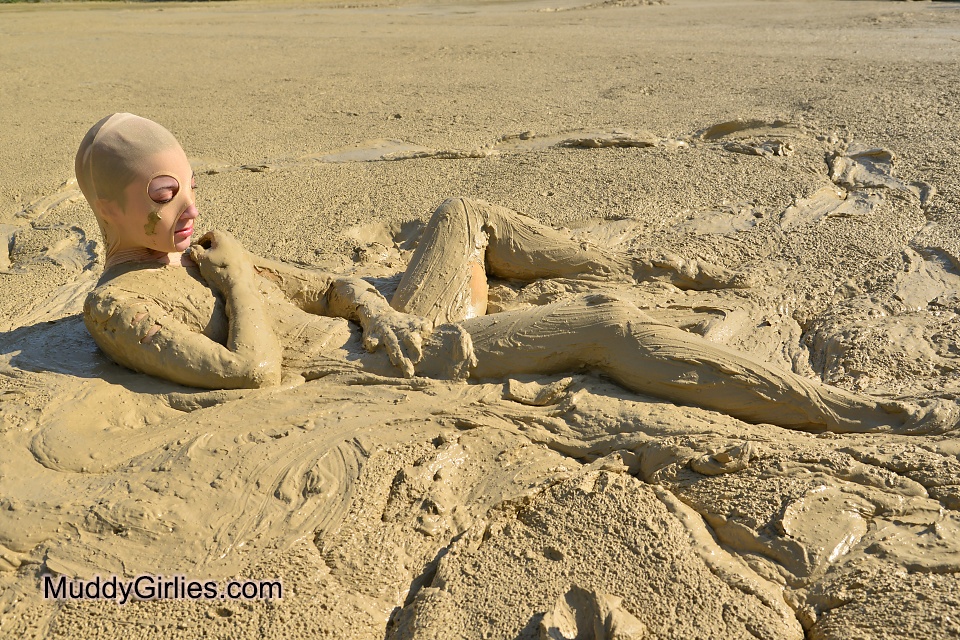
[76,113,198,263]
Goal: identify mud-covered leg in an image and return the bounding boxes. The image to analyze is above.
[631,249,754,290]
[393,198,753,326]
[391,198,490,326]
[473,198,752,289]
[460,293,913,432]
[392,198,630,325]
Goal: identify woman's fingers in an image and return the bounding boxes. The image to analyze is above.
[418,318,432,336]
[398,317,430,366]
[363,332,381,352]
[402,329,423,364]
[190,231,246,268]
[364,314,430,377]
[186,244,207,264]
[196,230,217,250]
[380,327,414,378]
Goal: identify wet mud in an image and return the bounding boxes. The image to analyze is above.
[3,1,960,637]
[3,117,960,640]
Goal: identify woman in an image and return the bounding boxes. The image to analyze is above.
[76,113,956,433]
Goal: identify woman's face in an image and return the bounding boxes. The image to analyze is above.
[109,145,199,254]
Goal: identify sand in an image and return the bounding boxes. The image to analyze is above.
[2,0,960,638]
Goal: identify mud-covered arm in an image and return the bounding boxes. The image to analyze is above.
[247,254,337,314]
[246,255,411,323]
[246,251,430,377]
[325,276,433,378]
[247,255,403,326]
[84,286,282,390]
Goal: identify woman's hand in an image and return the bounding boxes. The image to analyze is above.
[361,309,432,378]
[322,275,433,378]
[186,230,254,291]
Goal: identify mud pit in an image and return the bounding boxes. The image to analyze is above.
[3,0,960,638]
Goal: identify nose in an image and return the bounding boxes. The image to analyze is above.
[179,202,199,221]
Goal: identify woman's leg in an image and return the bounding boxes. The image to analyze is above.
[392,198,632,326]
[452,293,915,432]
[392,198,748,326]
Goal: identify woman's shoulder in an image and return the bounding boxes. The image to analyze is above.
[88,262,206,302]
[83,263,205,353]
[85,264,189,326]
[84,277,148,331]
[85,262,224,344]
[86,264,157,308]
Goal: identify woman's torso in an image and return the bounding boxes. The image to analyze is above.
[90,262,356,374]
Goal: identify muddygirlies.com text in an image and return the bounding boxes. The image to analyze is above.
[42,574,282,605]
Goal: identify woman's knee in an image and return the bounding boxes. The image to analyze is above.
[433,197,485,224]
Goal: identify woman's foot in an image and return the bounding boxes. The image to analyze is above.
[631,249,755,290]
[897,398,960,435]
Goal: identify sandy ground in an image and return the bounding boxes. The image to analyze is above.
[2,0,960,638]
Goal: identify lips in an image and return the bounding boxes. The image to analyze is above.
[174,220,194,240]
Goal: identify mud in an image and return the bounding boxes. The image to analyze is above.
[2,0,960,639]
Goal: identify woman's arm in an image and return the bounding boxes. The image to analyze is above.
[186,231,282,385]
[246,253,431,378]
[84,230,283,390]
[247,254,336,314]
[325,276,432,378]
[84,285,282,390]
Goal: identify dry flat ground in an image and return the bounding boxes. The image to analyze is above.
[2,0,960,638]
